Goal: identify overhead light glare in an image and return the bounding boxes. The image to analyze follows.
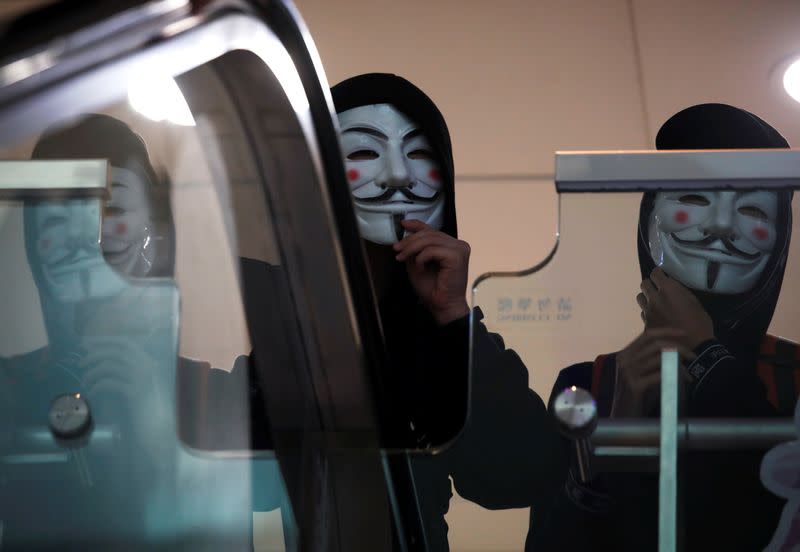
[783,58,800,105]
[128,75,195,126]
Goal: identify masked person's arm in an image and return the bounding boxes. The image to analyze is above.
[395,222,568,508]
[177,355,282,513]
[641,268,778,417]
[444,312,569,510]
[524,365,617,550]
[683,340,777,417]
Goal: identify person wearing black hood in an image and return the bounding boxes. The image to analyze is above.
[330,73,567,550]
[531,103,800,551]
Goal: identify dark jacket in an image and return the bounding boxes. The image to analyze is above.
[332,74,567,551]
[531,104,798,551]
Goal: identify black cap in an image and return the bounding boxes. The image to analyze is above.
[656,103,789,150]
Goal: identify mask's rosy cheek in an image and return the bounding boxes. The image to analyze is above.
[115,222,128,235]
[428,168,440,182]
[346,168,360,182]
[40,238,50,252]
[752,227,769,242]
[674,210,689,224]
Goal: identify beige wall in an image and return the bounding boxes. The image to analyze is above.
[294,1,800,549]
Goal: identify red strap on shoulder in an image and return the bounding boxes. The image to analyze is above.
[756,360,779,409]
[761,335,778,356]
[592,354,606,398]
[760,335,800,409]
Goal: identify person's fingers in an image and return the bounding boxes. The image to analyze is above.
[624,333,694,365]
[625,355,661,376]
[413,245,459,268]
[636,292,647,310]
[399,219,431,233]
[395,234,466,262]
[395,230,449,249]
[634,371,661,394]
[640,279,658,303]
[394,233,454,260]
[637,338,696,361]
[626,345,695,384]
[654,266,689,298]
[621,345,662,375]
[655,343,697,363]
[629,328,685,350]
[650,267,669,288]
[641,327,687,339]
[393,228,435,251]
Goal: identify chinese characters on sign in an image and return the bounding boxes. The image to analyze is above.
[497,295,573,322]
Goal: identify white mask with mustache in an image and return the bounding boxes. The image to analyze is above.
[101,161,156,278]
[648,190,778,294]
[29,199,126,303]
[338,104,445,245]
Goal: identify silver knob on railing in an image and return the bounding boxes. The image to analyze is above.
[553,386,598,482]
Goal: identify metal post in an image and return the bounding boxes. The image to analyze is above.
[659,350,679,552]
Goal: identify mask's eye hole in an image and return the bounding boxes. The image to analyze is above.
[407,149,434,161]
[347,150,379,161]
[677,194,710,206]
[104,205,125,217]
[738,206,769,220]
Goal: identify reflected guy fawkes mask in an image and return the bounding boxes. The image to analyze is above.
[28,199,125,303]
[101,159,157,278]
[338,103,444,245]
[648,190,779,294]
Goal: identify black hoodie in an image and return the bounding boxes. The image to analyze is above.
[332,74,566,551]
[641,104,793,379]
[332,73,465,448]
[532,104,796,551]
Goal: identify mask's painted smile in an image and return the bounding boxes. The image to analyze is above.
[338,103,445,245]
[649,190,778,294]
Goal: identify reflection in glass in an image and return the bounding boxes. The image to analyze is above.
[0,83,287,549]
[128,75,196,127]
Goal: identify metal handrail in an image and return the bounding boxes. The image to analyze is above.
[592,418,795,450]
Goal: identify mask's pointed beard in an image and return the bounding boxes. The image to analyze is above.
[393,213,405,242]
[707,261,721,290]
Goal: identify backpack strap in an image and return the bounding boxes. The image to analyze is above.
[758,335,800,414]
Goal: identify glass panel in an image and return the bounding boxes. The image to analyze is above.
[464,182,800,551]
[0,47,297,550]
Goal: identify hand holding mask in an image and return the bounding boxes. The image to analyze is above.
[638,267,714,350]
[614,268,711,416]
[393,219,470,325]
[80,335,172,462]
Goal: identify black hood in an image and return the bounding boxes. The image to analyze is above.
[25,114,174,352]
[31,114,174,277]
[637,103,793,355]
[331,75,465,446]
[330,73,457,239]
